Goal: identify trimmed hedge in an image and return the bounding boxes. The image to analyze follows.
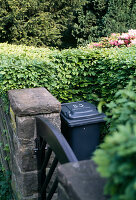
[0,43,136,105]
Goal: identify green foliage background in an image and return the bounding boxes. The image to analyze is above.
[72,0,108,45]
[102,0,136,37]
[0,0,83,47]
[73,0,136,45]
[0,0,136,47]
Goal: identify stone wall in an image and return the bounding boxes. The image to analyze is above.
[0,87,108,200]
[8,87,61,200]
[57,160,108,200]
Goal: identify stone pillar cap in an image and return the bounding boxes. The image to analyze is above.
[8,88,61,116]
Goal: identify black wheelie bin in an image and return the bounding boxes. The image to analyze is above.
[61,101,105,160]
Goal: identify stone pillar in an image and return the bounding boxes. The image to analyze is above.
[8,88,61,200]
[57,160,107,200]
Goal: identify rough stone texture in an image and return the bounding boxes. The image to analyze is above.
[16,113,60,143]
[42,113,61,131]
[8,87,61,116]
[58,160,108,200]
[10,130,36,172]
[58,183,70,200]
[16,116,36,140]
[15,145,37,172]
[12,173,40,200]
[12,155,38,197]
[11,113,61,172]
[7,87,62,199]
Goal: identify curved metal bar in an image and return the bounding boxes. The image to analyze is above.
[36,116,78,164]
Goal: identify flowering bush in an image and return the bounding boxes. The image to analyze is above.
[88,29,136,48]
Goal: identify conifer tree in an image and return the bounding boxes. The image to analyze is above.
[0,0,83,47]
[102,0,136,36]
[72,0,108,45]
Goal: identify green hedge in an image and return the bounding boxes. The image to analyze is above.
[0,43,136,105]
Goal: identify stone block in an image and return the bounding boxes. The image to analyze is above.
[58,183,70,200]
[42,113,61,131]
[11,173,40,200]
[58,160,108,200]
[16,146,37,172]
[11,135,37,172]
[8,88,61,116]
[15,113,60,143]
[12,155,38,197]
[16,116,36,140]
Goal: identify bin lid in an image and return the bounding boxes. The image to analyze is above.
[61,101,106,127]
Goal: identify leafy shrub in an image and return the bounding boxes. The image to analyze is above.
[72,0,108,45]
[49,46,136,103]
[106,80,136,132]
[93,123,136,200]
[0,164,12,200]
[0,43,136,105]
[88,30,136,48]
[1,0,136,47]
[93,81,136,200]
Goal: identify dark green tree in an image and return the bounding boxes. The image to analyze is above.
[72,0,136,46]
[102,0,136,36]
[72,0,108,46]
[0,0,83,47]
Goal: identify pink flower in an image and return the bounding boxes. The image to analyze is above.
[114,41,118,46]
[118,40,124,45]
[109,40,115,45]
[120,33,130,40]
[128,29,136,39]
[88,44,94,48]
[111,33,118,37]
[93,43,102,47]
[130,39,136,45]
[87,29,136,49]
[124,39,130,45]
[93,43,101,47]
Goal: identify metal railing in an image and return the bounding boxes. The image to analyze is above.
[35,116,78,200]
[0,98,14,171]
[0,98,15,199]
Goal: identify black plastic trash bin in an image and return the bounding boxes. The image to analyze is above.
[60,101,106,160]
